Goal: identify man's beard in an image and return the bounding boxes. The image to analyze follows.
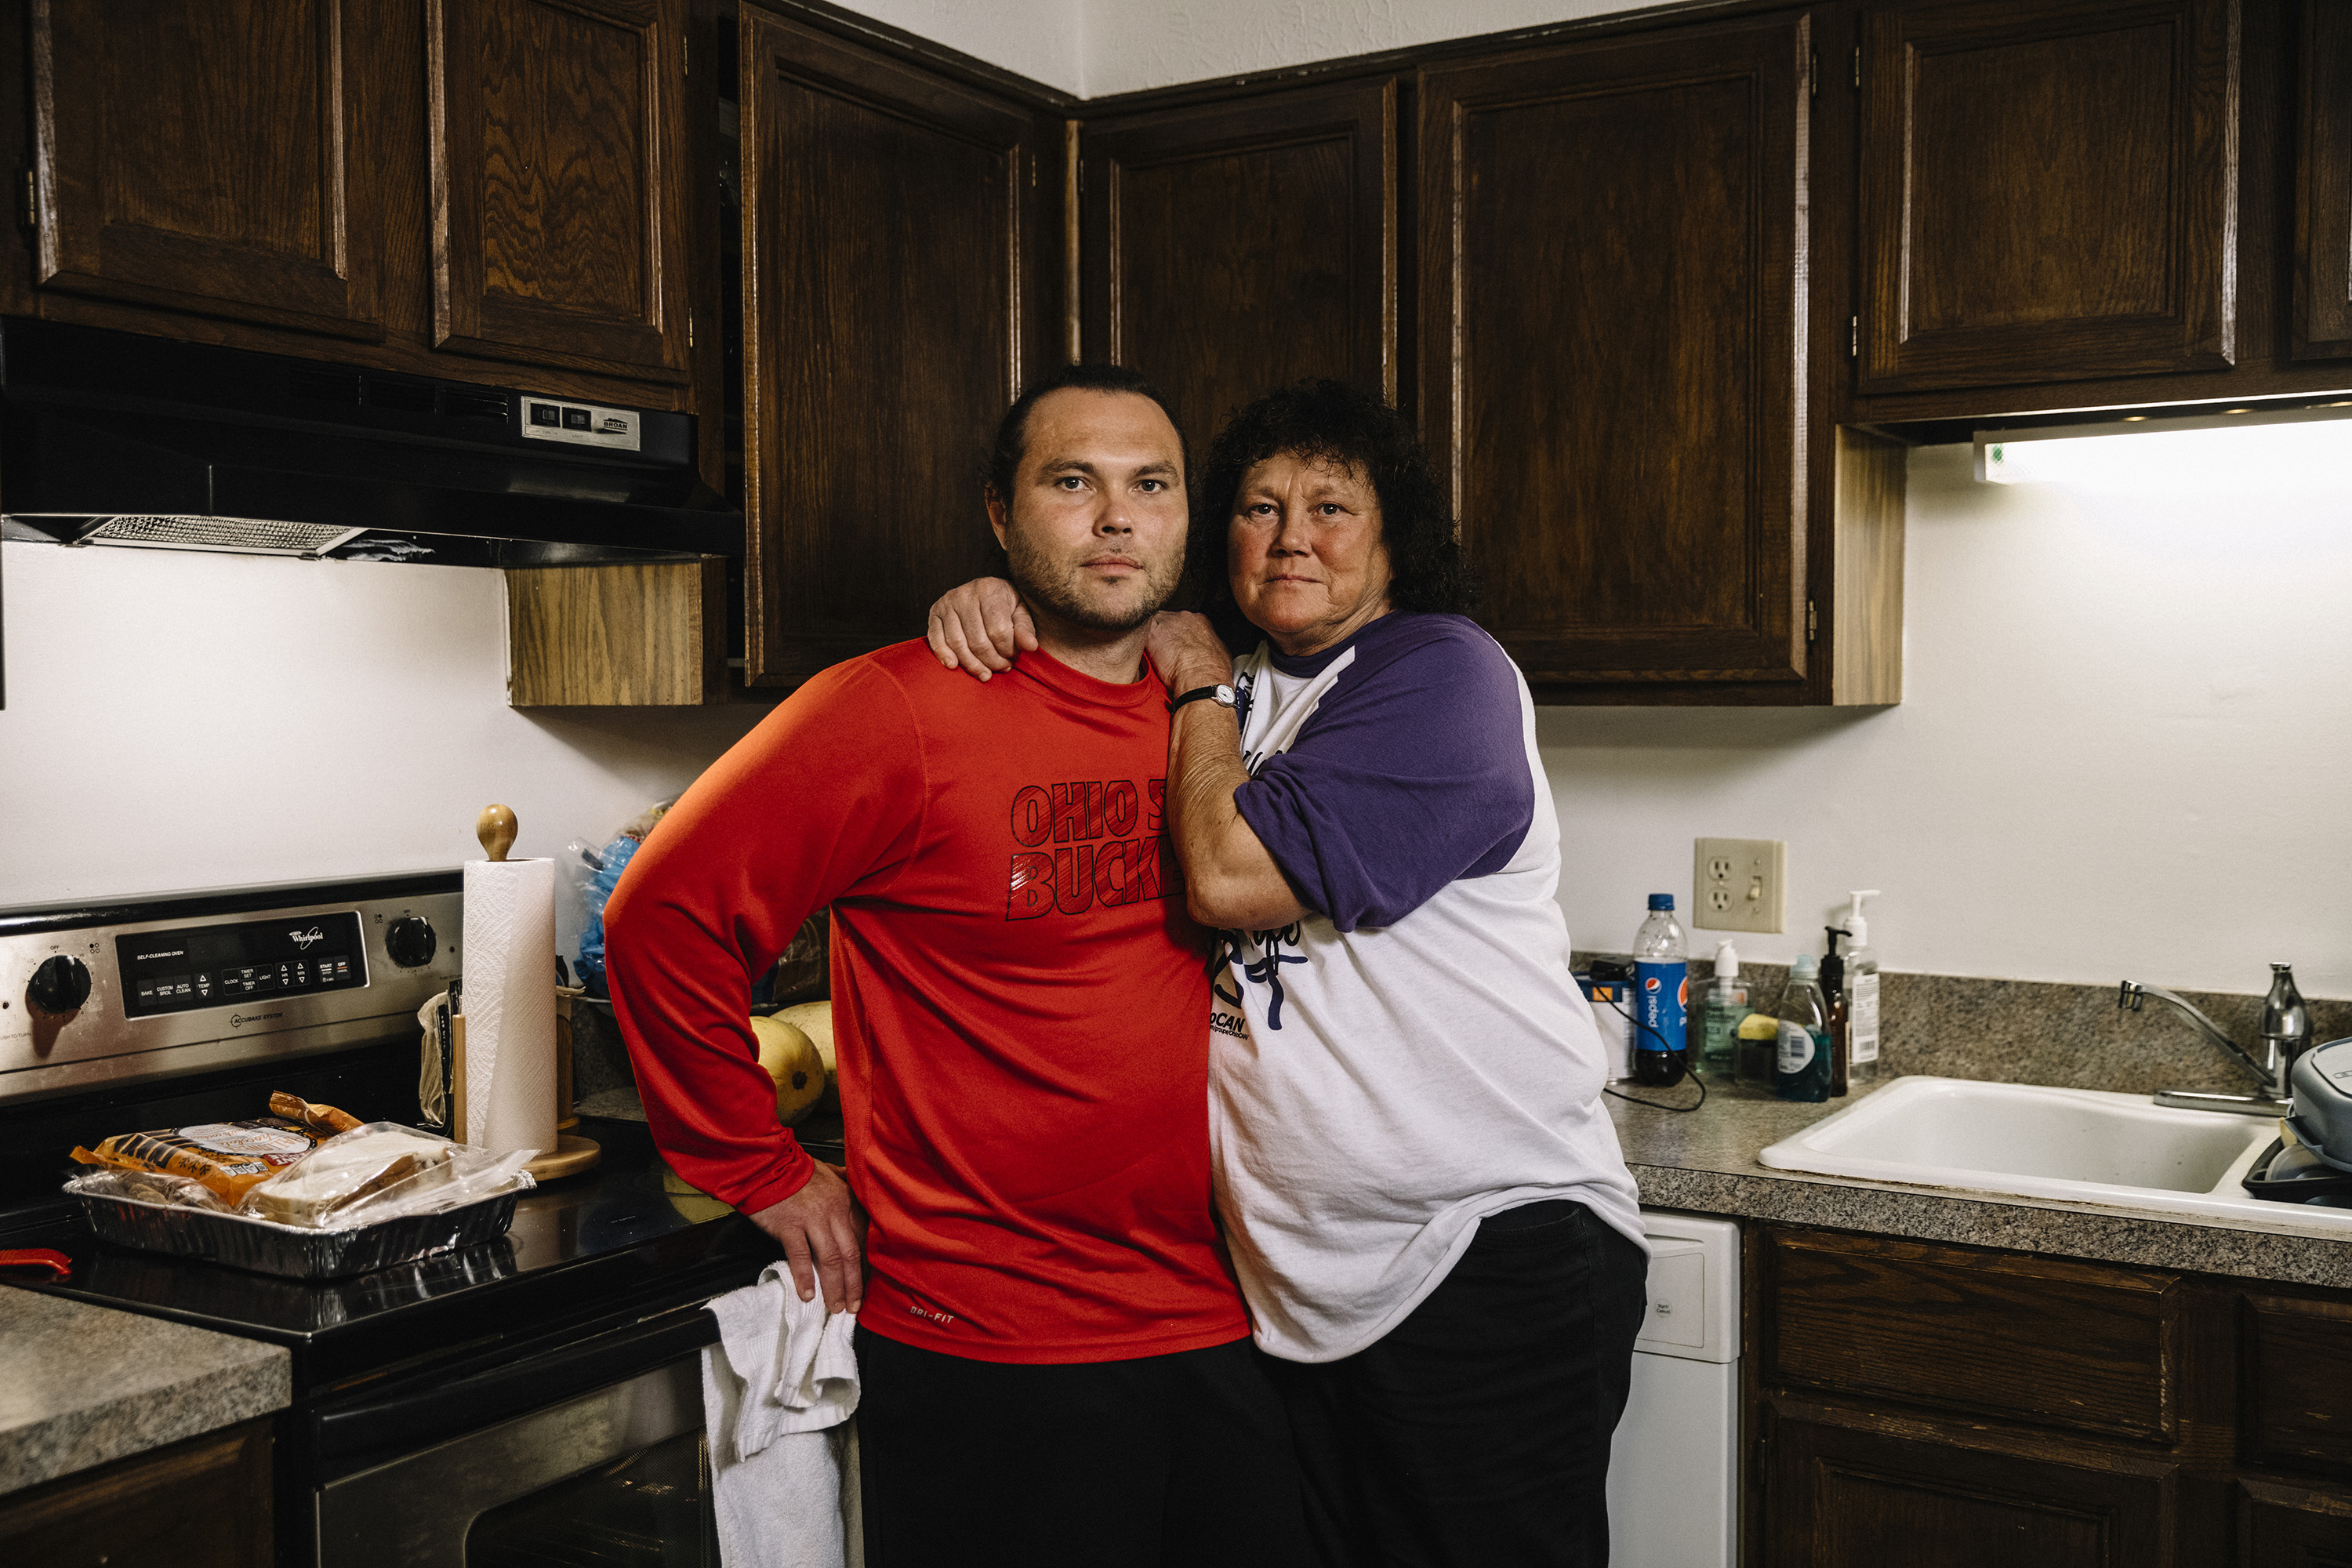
[1004,530,1182,634]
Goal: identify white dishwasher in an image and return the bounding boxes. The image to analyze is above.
[1606,1211,1740,1568]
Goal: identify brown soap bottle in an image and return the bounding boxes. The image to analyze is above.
[1821,927,1849,1098]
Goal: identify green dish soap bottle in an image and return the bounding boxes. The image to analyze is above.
[1775,954,1833,1103]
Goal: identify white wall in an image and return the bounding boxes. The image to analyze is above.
[822,0,1631,98]
[0,545,768,956]
[1078,0,1629,96]
[824,0,1084,93]
[1541,442,2352,998]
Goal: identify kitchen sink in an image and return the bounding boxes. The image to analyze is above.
[1757,1076,2352,1229]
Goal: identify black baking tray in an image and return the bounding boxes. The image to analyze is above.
[74,1188,521,1279]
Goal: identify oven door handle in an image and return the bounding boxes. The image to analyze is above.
[311,1303,720,1468]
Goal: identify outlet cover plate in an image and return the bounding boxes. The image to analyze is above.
[1693,837,1786,934]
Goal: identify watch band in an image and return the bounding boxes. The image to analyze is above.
[1168,683,1236,715]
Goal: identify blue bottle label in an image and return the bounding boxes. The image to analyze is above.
[1634,961,1688,1055]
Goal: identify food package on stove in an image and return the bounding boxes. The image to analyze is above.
[61,1167,235,1212]
[237,1122,538,1229]
[70,1105,354,1204]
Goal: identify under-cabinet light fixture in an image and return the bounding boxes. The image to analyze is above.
[1976,401,2352,490]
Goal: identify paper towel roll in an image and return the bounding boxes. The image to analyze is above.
[463,857,557,1159]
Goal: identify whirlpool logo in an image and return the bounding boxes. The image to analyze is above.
[287,926,325,949]
[230,1011,282,1029]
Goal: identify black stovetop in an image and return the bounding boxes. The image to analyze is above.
[2,1116,786,1388]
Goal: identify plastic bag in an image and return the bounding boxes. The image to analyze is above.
[571,833,641,996]
[238,1122,537,1229]
[63,1167,234,1212]
[71,1116,336,1204]
[569,797,681,996]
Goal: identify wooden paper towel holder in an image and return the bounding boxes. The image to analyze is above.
[473,804,601,1181]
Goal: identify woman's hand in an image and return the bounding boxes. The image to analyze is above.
[1145,611,1235,695]
[925,578,1034,680]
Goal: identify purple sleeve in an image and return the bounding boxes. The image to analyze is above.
[1232,619,1534,931]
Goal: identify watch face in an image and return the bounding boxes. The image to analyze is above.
[1215,684,1236,705]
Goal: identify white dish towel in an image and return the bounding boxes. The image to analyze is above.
[702,1265,863,1568]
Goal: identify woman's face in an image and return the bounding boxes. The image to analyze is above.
[1227,452,1396,656]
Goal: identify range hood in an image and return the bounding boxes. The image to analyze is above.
[0,318,740,566]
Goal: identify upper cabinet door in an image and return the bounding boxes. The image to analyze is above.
[428,0,690,383]
[739,9,1047,688]
[31,0,383,340]
[1859,0,2240,393]
[1419,16,1809,691]
[1080,80,1396,459]
[2294,0,2352,361]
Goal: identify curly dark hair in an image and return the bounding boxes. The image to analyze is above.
[1191,379,1475,636]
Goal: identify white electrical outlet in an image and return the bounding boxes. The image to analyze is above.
[1693,837,1787,934]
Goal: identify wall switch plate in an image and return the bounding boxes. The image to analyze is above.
[1693,838,1786,934]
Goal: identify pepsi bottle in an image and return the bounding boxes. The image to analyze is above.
[1632,894,1689,1086]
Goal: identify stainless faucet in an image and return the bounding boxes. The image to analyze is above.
[2121,964,2312,1116]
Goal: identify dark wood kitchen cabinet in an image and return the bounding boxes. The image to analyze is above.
[1418,13,1901,704]
[25,0,386,341]
[1750,1223,2352,1566]
[2293,0,2352,361]
[1856,0,2241,394]
[0,0,722,480]
[1079,79,1397,461]
[428,0,695,383]
[0,1417,271,1562]
[736,6,1054,688]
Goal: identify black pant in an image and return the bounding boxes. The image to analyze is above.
[1266,1200,1650,1568]
[854,1326,1311,1568]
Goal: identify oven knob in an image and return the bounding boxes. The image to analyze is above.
[385,916,438,968]
[28,955,91,1014]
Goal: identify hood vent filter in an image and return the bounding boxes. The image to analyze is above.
[80,516,368,556]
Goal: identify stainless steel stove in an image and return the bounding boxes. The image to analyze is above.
[0,874,782,1568]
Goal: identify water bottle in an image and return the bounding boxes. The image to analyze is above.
[1632,894,1689,1086]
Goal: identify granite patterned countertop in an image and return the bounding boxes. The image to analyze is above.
[1610,1076,2352,1290]
[1,1286,289,1494]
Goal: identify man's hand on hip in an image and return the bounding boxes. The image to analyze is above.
[746,1159,866,1314]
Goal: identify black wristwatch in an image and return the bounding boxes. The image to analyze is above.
[1168,683,1237,715]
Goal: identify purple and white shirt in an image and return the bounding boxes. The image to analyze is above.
[1210,612,1644,1363]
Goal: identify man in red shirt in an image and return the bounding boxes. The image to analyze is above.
[604,365,1305,1566]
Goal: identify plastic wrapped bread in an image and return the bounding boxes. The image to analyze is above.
[238,1123,459,1228]
[71,1116,336,1204]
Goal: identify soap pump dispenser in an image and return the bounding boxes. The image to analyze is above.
[1842,891,1882,1085]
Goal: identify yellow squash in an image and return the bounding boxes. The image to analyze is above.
[768,1001,838,1116]
[750,1014,827,1125]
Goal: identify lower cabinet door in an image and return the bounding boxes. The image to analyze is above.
[2238,1478,2352,1565]
[1764,1407,2178,1568]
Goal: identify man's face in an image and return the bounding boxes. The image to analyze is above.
[1228,451,1394,656]
[989,388,1188,636]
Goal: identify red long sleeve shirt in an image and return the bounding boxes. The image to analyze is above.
[604,640,1248,1363]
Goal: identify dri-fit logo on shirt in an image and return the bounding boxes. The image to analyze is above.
[1005,778,1181,919]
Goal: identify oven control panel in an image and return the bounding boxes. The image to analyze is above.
[0,874,461,1105]
[115,911,368,1018]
